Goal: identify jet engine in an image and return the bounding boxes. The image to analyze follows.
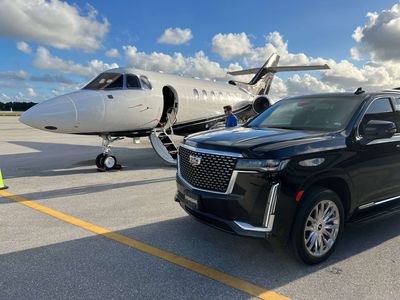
[252,96,271,114]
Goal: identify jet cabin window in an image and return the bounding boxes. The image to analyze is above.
[202,90,208,100]
[84,73,123,90]
[211,91,216,100]
[193,89,199,99]
[126,74,141,89]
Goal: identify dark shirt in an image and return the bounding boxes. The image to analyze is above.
[225,113,238,127]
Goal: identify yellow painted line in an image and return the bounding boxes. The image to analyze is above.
[0,190,289,300]
[0,113,21,116]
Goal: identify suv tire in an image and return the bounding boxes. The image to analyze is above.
[292,187,344,265]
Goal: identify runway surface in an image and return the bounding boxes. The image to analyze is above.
[0,117,399,299]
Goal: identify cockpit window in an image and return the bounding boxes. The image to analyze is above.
[83,73,123,90]
[126,74,141,89]
[140,76,152,89]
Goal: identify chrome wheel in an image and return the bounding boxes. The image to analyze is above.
[304,200,340,257]
[101,155,117,170]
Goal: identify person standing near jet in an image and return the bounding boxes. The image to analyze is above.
[224,105,238,128]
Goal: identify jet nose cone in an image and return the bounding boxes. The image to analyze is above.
[20,96,77,133]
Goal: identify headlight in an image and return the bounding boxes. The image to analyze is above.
[235,159,289,172]
[298,158,325,167]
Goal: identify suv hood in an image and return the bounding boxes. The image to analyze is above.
[185,127,343,158]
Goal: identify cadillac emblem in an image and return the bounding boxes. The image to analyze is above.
[189,155,202,166]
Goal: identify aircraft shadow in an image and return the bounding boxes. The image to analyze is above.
[1,141,175,178]
[6,176,176,202]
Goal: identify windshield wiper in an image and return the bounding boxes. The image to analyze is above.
[264,126,297,130]
[264,126,323,131]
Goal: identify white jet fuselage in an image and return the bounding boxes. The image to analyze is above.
[20,68,253,135]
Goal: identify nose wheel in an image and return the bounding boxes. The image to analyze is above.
[96,135,123,171]
[96,154,121,171]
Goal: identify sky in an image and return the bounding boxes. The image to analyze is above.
[1,0,400,103]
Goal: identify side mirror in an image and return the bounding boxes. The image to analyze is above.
[361,120,396,144]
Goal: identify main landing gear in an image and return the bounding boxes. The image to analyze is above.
[96,135,123,171]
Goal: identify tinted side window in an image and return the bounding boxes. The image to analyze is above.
[359,98,396,136]
[394,98,400,111]
[126,75,141,89]
[393,98,400,131]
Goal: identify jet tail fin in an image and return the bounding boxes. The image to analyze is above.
[228,53,330,95]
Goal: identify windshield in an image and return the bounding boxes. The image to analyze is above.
[248,97,362,131]
[83,73,123,90]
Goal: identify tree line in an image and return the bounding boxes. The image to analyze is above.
[0,102,37,111]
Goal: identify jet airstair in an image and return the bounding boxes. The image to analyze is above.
[149,108,179,165]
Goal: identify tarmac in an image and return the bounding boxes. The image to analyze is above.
[0,116,399,300]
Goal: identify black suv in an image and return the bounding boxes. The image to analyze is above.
[175,91,400,264]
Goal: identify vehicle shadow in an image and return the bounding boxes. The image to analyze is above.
[115,208,400,291]
[0,201,398,299]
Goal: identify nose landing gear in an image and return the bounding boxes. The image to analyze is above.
[96,135,123,171]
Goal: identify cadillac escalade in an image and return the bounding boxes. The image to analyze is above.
[175,90,400,264]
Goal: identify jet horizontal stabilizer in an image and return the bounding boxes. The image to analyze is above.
[226,53,330,95]
[228,64,330,76]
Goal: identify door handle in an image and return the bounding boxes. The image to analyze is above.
[107,94,114,99]
[396,144,400,149]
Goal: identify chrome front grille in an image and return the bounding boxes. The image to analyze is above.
[178,145,240,193]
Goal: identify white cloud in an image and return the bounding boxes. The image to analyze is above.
[286,74,342,95]
[0,70,28,80]
[212,32,252,60]
[0,0,109,52]
[319,59,400,90]
[158,27,193,45]
[15,91,24,101]
[237,30,400,92]
[0,80,31,89]
[27,87,36,97]
[0,69,76,87]
[30,74,76,84]
[320,60,366,88]
[350,4,400,61]
[243,32,311,67]
[0,93,11,101]
[16,41,31,54]
[122,41,373,98]
[33,47,118,77]
[123,45,227,79]
[105,48,119,58]
[268,76,288,100]
[122,23,400,99]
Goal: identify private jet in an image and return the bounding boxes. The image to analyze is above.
[20,53,329,170]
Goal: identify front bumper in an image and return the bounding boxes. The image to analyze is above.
[175,173,280,239]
